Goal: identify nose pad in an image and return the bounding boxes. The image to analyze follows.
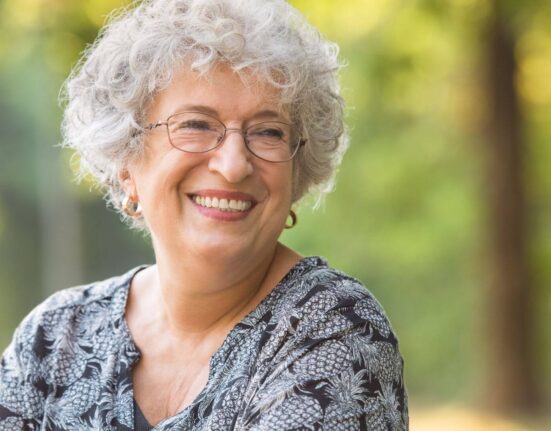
[208,129,253,183]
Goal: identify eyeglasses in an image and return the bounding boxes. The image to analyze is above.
[144,111,306,163]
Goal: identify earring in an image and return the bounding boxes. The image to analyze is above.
[284,209,297,229]
[122,195,142,217]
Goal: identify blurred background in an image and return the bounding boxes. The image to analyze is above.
[0,0,549,428]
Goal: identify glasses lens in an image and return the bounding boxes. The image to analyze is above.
[245,122,296,162]
[167,112,224,153]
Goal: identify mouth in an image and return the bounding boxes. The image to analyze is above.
[187,190,258,216]
[189,195,254,212]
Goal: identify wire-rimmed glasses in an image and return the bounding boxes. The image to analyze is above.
[144,111,306,163]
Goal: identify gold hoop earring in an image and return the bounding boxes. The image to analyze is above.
[122,195,142,217]
[284,209,297,229]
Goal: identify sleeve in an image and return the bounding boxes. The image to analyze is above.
[0,313,46,430]
[241,294,409,431]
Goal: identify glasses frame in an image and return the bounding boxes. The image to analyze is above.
[144,111,306,163]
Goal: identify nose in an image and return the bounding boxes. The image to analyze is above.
[208,129,254,183]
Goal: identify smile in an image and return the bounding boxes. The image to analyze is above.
[191,195,253,212]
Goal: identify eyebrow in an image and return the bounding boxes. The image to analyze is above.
[169,104,287,122]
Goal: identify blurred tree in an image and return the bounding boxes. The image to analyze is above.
[481,0,542,415]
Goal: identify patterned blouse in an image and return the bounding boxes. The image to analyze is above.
[0,257,409,430]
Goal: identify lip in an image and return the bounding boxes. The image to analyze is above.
[187,189,257,222]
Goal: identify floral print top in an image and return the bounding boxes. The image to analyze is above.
[0,256,408,430]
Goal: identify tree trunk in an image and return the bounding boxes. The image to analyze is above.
[482,0,541,415]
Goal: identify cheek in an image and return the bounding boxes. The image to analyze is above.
[279,166,295,202]
[139,153,200,196]
[266,167,294,213]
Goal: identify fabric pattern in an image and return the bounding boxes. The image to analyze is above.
[0,256,408,430]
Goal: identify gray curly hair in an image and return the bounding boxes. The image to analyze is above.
[61,0,348,227]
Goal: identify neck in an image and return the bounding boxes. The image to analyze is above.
[139,241,292,340]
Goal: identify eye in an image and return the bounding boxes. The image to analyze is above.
[176,120,213,131]
[250,127,285,139]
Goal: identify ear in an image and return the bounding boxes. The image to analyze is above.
[118,167,138,199]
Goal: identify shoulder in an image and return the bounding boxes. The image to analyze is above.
[276,256,397,342]
[257,256,404,385]
[0,266,144,422]
[5,266,144,366]
[21,267,140,327]
[242,258,409,430]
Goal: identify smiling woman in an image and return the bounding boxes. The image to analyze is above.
[0,0,408,430]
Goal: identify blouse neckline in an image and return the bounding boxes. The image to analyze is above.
[112,256,327,429]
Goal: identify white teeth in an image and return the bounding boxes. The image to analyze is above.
[192,195,252,212]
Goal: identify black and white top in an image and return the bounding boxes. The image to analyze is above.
[0,257,409,430]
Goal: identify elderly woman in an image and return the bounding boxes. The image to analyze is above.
[0,0,408,430]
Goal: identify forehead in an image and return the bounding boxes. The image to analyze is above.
[147,64,287,122]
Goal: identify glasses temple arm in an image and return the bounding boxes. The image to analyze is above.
[144,121,167,131]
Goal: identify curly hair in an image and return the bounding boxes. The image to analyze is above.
[61,0,348,227]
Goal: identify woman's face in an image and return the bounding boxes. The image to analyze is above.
[122,65,294,264]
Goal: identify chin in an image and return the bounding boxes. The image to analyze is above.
[192,234,257,262]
